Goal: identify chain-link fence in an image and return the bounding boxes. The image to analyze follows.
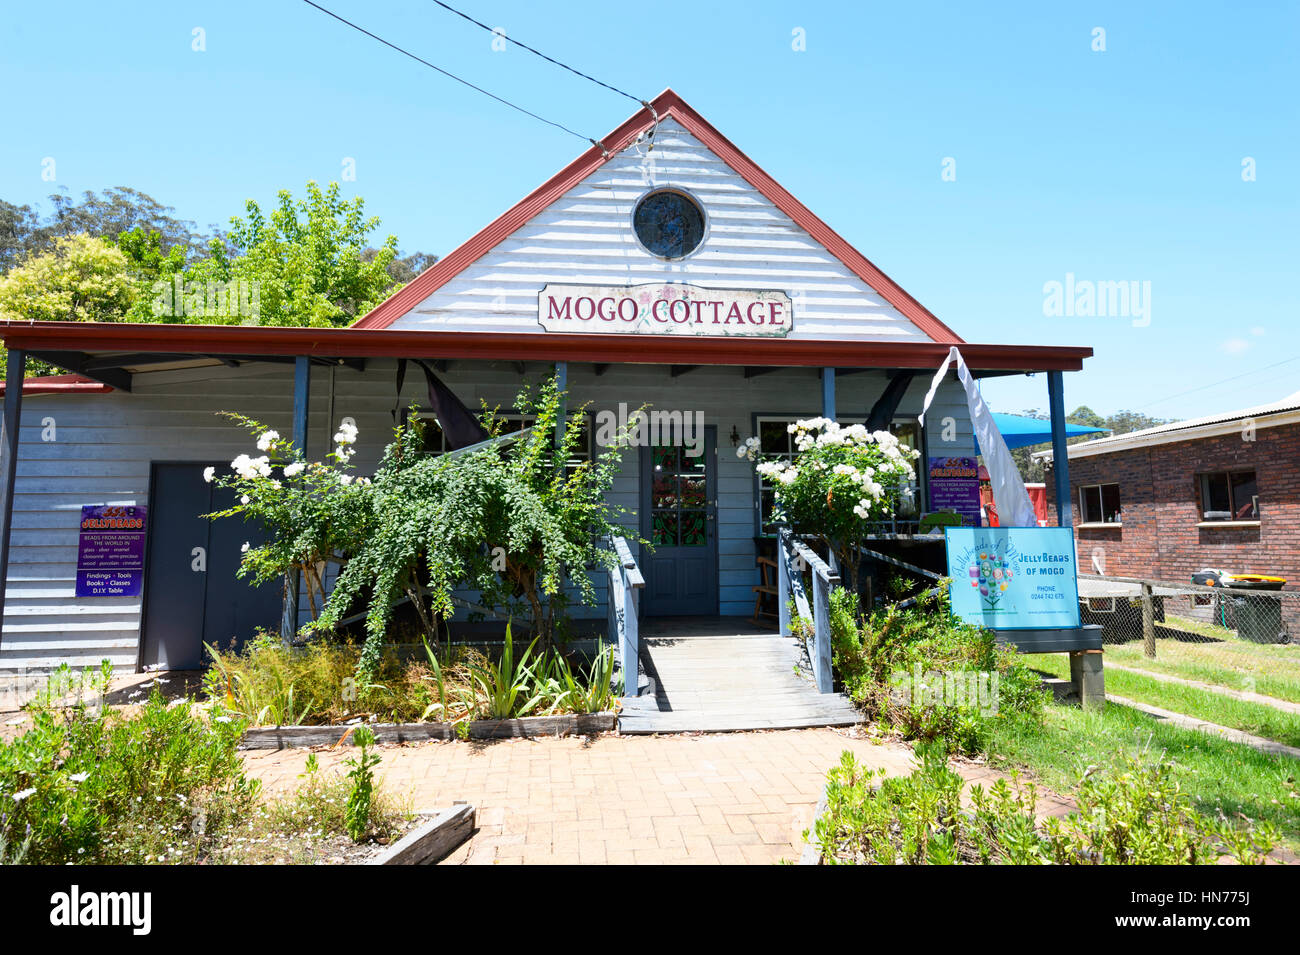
[1077,574,1300,703]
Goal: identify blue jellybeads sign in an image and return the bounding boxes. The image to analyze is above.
[943,526,1081,630]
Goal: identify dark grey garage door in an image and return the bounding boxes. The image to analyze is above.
[140,462,282,670]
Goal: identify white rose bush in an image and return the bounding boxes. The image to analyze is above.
[207,377,641,680]
[207,412,373,628]
[739,418,920,590]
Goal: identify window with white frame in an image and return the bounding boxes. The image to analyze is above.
[1199,470,1258,521]
[1078,482,1122,524]
[754,416,802,537]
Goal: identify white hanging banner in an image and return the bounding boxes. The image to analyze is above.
[919,346,1038,528]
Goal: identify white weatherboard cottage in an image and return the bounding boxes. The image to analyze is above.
[0,90,1091,674]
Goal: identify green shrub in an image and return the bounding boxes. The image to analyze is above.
[828,586,1046,755]
[810,745,1279,865]
[0,663,257,864]
[207,627,619,727]
[206,630,462,726]
[344,725,382,842]
[257,753,407,847]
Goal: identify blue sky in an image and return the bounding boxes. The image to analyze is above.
[2,1,1296,419]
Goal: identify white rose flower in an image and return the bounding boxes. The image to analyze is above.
[241,541,250,552]
[202,466,215,483]
[333,421,359,445]
[231,454,256,479]
[256,430,280,452]
[283,461,305,477]
[340,475,354,486]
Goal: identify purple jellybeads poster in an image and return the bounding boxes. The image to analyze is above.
[75,505,147,597]
[927,456,981,525]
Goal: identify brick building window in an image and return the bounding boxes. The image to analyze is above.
[1199,470,1259,521]
[1078,482,1122,524]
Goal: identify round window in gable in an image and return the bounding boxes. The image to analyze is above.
[633,189,706,260]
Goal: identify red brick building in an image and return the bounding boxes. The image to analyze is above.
[1037,392,1300,590]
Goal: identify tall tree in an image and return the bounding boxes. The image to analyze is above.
[1007,405,1174,481]
[0,234,139,375]
[0,187,216,272]
[364,247,438,287]
[0,201,41,273]
[185,181,400,327]
[0,234,136,323]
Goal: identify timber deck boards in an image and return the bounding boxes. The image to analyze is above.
[617,616,861,734]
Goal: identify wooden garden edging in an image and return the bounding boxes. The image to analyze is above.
[239,712,616,750]
[368,803,476,865]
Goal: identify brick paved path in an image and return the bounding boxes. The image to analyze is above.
[243,728,1074,865]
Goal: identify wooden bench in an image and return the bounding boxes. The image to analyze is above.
[993,624,1105,708]
[752,556,779,627]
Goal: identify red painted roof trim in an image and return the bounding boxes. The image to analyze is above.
[0,321,1091,372]
[351,89,965,344]
[0,373,114,396]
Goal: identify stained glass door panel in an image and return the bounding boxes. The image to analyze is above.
[640,428,717,616]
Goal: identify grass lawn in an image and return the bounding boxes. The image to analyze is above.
[1099,615,1300,704]
[988,702,1300,849]
[1024,653,1300,748]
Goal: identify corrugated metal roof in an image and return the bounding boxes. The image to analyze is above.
[1034,390,1300,460]
[1102,390,1300,441]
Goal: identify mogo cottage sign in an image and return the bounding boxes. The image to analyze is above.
[538,283,793,336]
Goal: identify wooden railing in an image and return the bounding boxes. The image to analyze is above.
[777,528,839,694]
[606,536,645,696]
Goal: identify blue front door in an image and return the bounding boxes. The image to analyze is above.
[640,427,718,616]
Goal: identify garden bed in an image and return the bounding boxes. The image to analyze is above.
[240,712,617,749]
[801,744,1281,865]
[368,803,475,865]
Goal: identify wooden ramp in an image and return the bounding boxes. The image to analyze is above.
[617,617,861,734]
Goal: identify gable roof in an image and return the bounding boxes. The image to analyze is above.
[353,88,963,343]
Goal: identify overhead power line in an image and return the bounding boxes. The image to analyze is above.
[300,0,603,147]
[428,0,647,107]
[1138,354,1300,410]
